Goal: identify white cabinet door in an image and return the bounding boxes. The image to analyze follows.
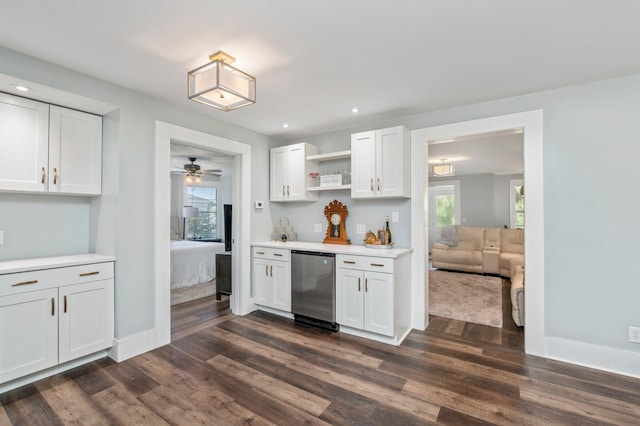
[0,288,58,383]
[336,268,364,329]
[364,271,394,336]
[286,144,306,201]
[270,146,287,201]
[252,258,273,306]
[49,106,102,195]
[350,130,376,198]
[351,126,409,199]
[0,94,49,192]
[271,260,291,311]
[376,126,406,198]
[58,279,114,363]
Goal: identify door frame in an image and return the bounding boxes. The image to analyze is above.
[154,121,252,347]
[410,110,544,356]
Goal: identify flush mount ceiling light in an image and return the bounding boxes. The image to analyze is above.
[432,159,455,176]
[187,51,256,112]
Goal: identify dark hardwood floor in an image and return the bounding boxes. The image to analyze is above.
[2,290,640,425]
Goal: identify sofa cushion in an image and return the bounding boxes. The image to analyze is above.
[501,228,524,254]
[484,227,501,249]
[457,226,485,251]
[500,253,524,276]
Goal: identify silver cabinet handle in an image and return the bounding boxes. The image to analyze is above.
[358,277,361,292]
[12,279,38,287]
[377,178,381,191]
[270,265,273,276]
[273,253,283,257]
[343,260,356,264]
[282,185,285,196]
[41,167,46,184]
[371,263,385,267]
[256,251,265,255]
[265,265,269,276]
[287,185,290,195]
[51,298,55,316]
[53,167,58,185]
[64,295,68,313]
[365,278,368,293]
[79,271,100,277]
[370,178,373,191]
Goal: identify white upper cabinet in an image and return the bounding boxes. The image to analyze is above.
[0,93,102,196]
[270,142,318,202]
[49,106,103,195]
[0,93,49,192]
[351,126,410,199]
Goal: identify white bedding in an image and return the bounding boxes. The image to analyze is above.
[170,240,226,289]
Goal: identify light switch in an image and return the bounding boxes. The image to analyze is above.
[356,224,366,234]
[314,223,322,233]
[391,212,399,223]
[0,230,4,245]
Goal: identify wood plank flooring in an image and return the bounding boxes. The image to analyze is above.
[2,292,640,425]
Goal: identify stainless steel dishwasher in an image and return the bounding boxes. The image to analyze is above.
[291,250,338,331]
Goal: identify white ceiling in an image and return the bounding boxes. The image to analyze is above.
[2,1,640,140]
[428,132,524,177]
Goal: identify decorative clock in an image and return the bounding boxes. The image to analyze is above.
[323,200,351,245]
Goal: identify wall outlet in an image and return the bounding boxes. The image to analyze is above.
[314,223,322,233]
[356,224,366,234]
[391,212,399,223]
[0,230,3,245]
[629,326,640,343]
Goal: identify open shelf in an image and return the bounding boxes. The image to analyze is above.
[306,184,351,192]
[307,150,351,162]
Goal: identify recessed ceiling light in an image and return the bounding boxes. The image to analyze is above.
[282,123,289,128]
[11,84,31,92]
[352,108,359,113]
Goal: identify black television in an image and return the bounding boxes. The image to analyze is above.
[223,204,232,252]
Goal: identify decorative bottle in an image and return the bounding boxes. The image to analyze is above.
[384,216,392,245]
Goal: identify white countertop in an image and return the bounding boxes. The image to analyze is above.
[0,254,115,275]
[252,241,412,259]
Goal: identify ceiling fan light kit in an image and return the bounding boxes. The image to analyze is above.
[175,157,222,184]
[188,51,256,111]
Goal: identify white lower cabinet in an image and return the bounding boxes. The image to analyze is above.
[336,255,394,337]
[251,247,291,312]
[0,259,114,385]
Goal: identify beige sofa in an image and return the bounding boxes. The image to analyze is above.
[432,226,524,326]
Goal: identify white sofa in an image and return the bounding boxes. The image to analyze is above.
[432,226,525,326]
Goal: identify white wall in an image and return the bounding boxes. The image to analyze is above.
[0,46,274,339]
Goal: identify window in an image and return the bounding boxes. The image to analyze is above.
[509,179,524,229]
[185,185,217,238]
[428,181,461,252]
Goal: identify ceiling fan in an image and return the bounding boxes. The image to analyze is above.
[172,157,222,182]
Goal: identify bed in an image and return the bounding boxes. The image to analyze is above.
[170,240,226,289]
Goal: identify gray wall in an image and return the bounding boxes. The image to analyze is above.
[279,74,640,356]
[3,44,640,361]
[0,46,273,339]
[429,173,523,228]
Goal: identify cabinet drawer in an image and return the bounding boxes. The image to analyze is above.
[0,262,114,297]
[252,247,290,262]
[336,255,393,273]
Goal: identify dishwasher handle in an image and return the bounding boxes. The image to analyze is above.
[291,250,336,258]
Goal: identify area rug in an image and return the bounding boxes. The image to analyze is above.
[429,270,503,327]
[171,280,216,306]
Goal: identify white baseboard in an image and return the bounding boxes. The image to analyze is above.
[108,329,159,362]
[546,336,640,379]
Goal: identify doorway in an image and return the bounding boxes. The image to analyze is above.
[154,122,252,348]
[410,110,544,357]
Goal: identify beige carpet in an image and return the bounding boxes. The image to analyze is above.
[171,280,217,306]
[429,270,503,328]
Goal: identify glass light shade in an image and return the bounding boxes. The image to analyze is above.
[433,163,455,176]
[188,59,256,111]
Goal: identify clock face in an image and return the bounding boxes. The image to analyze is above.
[330,213,341,225]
